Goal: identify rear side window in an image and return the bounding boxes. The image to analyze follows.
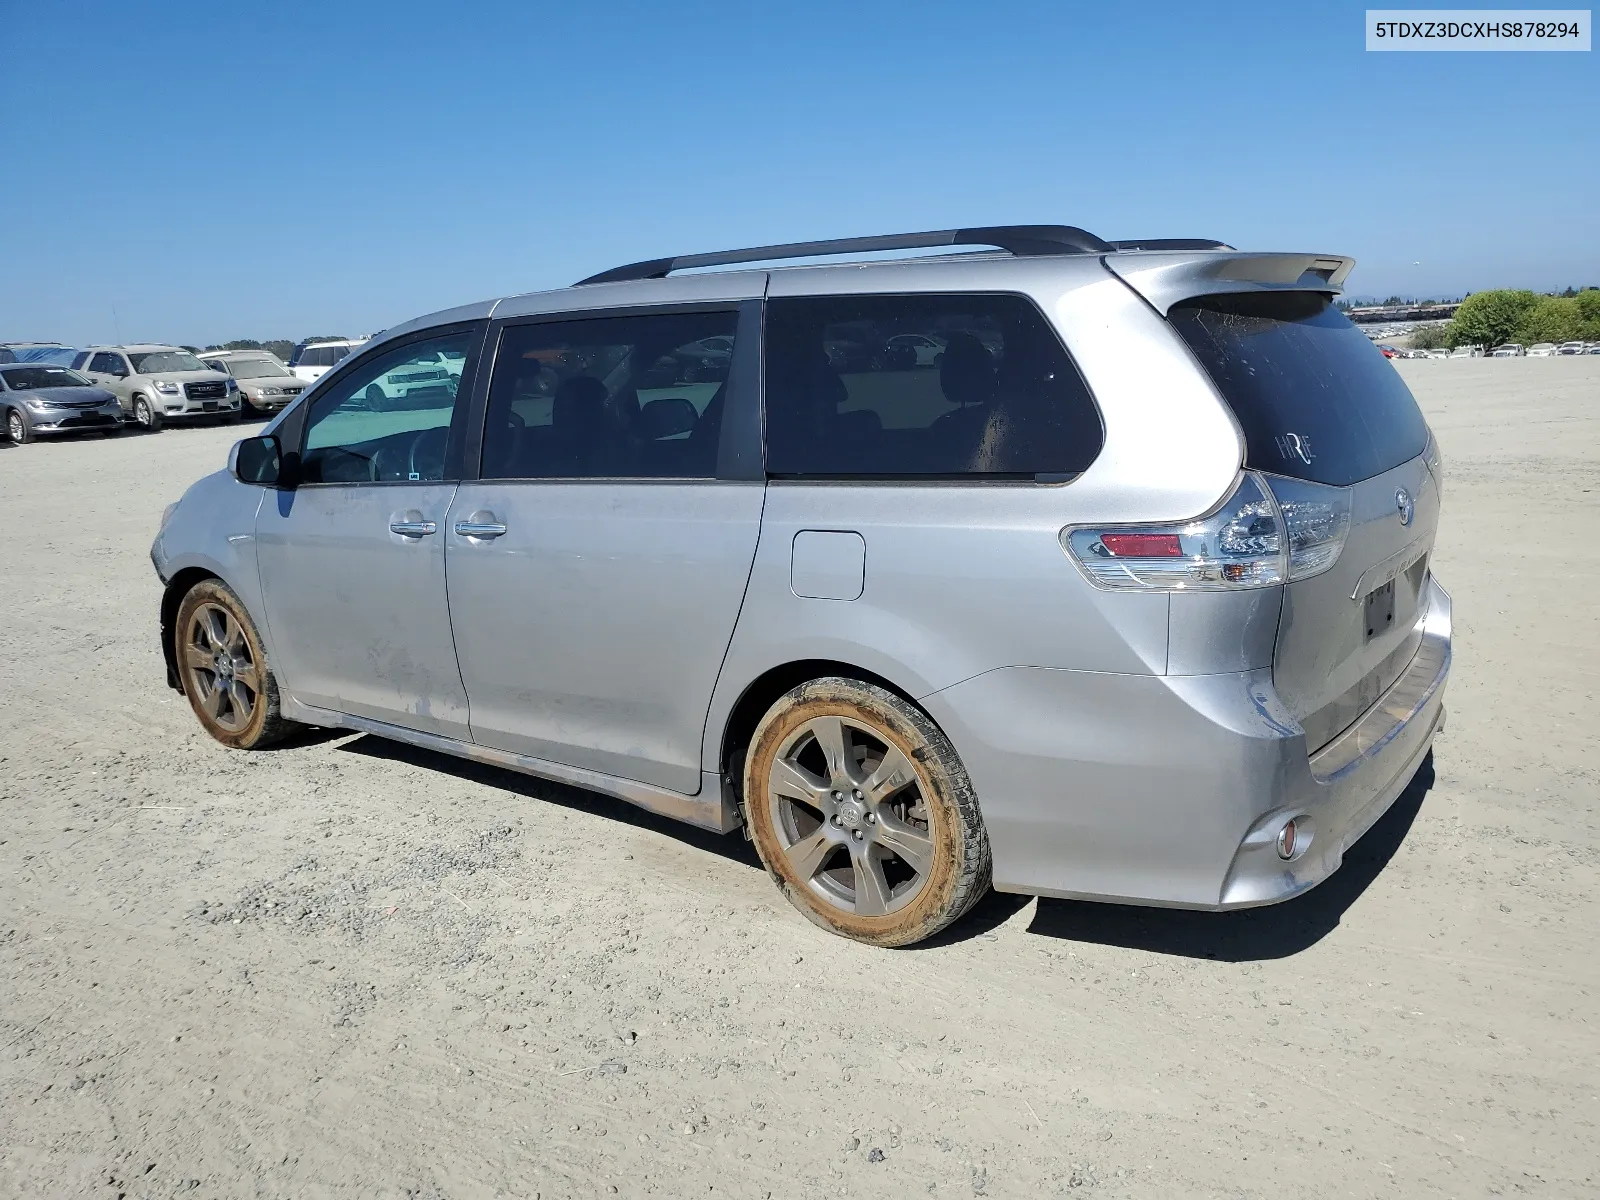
[1167,292,1429,486]
[300,345,351,368]
[764,293,1103,478]
[482,310,737,479]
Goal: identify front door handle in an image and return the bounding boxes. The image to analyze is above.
[389,520,438,537]
[454,520,508,539]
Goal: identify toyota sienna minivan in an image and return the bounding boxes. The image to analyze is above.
[151,226,1450,947]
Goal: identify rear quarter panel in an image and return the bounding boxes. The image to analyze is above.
[704,259,1250,775]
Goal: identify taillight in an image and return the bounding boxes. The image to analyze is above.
[1062,472,1350,592]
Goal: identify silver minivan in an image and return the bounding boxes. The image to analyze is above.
[152,227,1450,947]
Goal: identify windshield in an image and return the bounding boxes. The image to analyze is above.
[1167,292,1428,487]
[128,350,209,374]
[2,366,92,390]
[226,357,290,378]
[8,346,78,365]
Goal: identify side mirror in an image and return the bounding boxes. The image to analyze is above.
[233,434,284,485]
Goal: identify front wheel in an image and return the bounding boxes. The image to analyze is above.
[6,407,31,444]
[743,677,991,947]
[174,579,300,749]
[133,396,162,431]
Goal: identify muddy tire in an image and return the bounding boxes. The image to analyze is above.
[174,579,299,750]
[743,677,991,947]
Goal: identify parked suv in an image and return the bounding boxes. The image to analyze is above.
[288,338,367,383]
[152,226,1450,947]
[72,345,240,429]
[198,350,307,416]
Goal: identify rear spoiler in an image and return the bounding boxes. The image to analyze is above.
[1103,251,1355,315]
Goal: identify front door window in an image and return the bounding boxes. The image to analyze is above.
[300,332,473,484]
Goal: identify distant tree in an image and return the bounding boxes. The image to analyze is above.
[303,334,346,344]
[1572,289,1600,328]
[181,345,202,353]
[1409,324,1450,350]
[1514,297,1587,345]
[223,338,264,351]
[1447,289,1539,349]
[1560,286,1579,298]
[1381,295,1407,307]
[262,340,295,362]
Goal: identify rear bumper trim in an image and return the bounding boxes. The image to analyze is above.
[1214,576,1451,908]
[1309,579,1451,784]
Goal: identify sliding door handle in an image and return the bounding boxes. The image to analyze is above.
[389,520,438,537]
[454,520,507,539]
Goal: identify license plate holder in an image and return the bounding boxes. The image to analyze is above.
[1364,578,1396,640]
[202,401,218,411]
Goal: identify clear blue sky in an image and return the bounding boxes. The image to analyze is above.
[2,0,1595,346]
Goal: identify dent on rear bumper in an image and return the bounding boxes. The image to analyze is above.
[923,576,1452,910]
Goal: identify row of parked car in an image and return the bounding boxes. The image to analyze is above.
[0,338,367,443]
[1487,341,1599,357]
[1378,341,1600,359]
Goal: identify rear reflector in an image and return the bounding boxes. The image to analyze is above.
[1098,533,1182,558]
[1062,471,1351,592]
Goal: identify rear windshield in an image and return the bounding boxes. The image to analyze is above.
[1167,292,1429,486]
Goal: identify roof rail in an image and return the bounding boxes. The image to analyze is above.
[1109,238,1234,251]
[574,224,1116,286]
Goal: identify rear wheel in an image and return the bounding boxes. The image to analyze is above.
[174,579,299,749]
[133,396,162,431]
[743,677,991,947]
[6,407,30,444]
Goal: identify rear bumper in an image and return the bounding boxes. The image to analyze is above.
[922,575,1452,910]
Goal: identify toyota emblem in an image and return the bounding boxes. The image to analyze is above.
[1396,487,1414,526]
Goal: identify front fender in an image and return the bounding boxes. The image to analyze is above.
[152,470,269,692]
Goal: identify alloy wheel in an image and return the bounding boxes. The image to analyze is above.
[135,398,153,427]
[6,411,21,442]
[182,603,261,733]
[766,715,935,917]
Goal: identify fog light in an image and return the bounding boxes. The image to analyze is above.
[1276,819,1299,860]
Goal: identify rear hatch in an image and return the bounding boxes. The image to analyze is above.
[1106,253,1438,752]
[1168,289,1436,750]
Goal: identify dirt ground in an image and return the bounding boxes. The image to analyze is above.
[2,359,1596,1200]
